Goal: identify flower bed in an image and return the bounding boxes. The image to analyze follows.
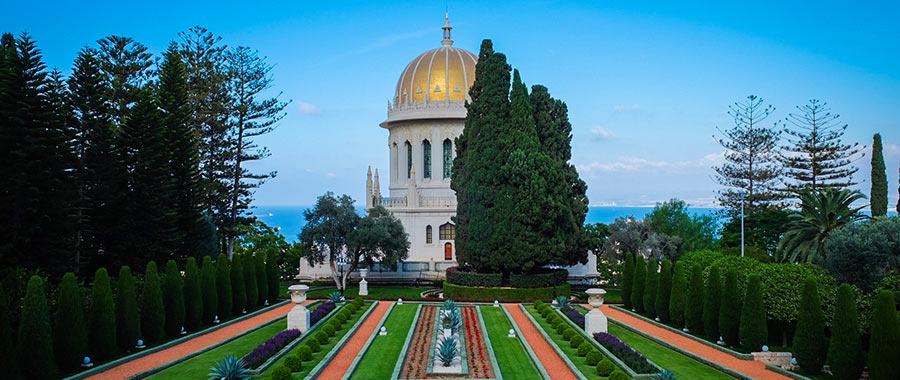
[242,329,301,369]
[594,332,657,374]
[562,306,585,329]
[462,307,495,378]
[400,305,436,379]
[399,305,496,379]
[310,301,336,325]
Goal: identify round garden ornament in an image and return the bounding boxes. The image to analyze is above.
[398,298,403,304]
[762,345,769,352]
[136,339,145,348]
[493,300,499,307]
[380,326,387,335]
[508,328,516,338]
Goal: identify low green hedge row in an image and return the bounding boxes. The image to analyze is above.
[442,282,570,301]
[510,269,569,288]
[445,267,503,287]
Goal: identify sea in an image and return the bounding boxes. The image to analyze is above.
[251,205,719,242]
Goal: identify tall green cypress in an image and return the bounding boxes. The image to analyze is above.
[719,269,741,347]
[267,250,279,302]
[703,265,722,340]
[686,265,705,334]
[793,276,826,374]
[162,260,185,336]
[655,259,673,322]
[141,261,165,343]
[54,273,88,372]
[201,256,218,323]
[668,261,687,328]
[631,256,646,312]
[256,253,267,305]
[828,284,862,380]
[739,274,766,351]
[871,133,888,217]
[18,276,54,379]
[231,253,246,315]
[216,253,232,319]
[88,268,116,360]
[183,257,203,331]
[621,253,635,309]
[245,253,258,308]
[643,257,658,316]
[868,290,900,380]
[116,266,140,352]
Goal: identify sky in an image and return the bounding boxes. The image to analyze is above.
[5,1,900,209]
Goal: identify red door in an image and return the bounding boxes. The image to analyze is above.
[444,242,452,260]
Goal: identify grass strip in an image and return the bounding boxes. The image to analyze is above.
[307,287,431,300]
[349,304,418,380]
[606,323,734,380]
[525,306,602,380]
[481,307,544,380]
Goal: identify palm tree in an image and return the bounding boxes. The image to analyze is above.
[777,188,867,263]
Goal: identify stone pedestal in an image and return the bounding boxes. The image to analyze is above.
[359,268,369,296]
[752,351,794,370]
[585,288,608,335]
[287,285,310,332]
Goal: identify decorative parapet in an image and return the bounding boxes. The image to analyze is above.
[383,100,467,127]
[380,195,456,209]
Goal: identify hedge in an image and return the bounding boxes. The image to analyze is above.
[509,269,568,288]
[446,267,502,287]
[442,281,570,301]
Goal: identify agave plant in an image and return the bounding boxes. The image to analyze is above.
[436,336,459,367]
[208,355,249,380]
[328,291,343,304]
[657,369,677,380]
[442,299,458,312]
[554,295,570,309]
[449,309,463,335]
[777,188,867,263]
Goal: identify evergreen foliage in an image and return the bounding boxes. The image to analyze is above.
[719,269,741,346]
[868,290,900,380]
[245,253,258,307]
[201,255,218,323]
[621,252,634,309]
[631,256,646,312]
[88,268,116,360]
[266,250,279,302]
[183,257,203,331]
[18,276,54,379]
[141,261,166,343]
[163,260,185,336]
[216,253,233,319]
[668,261,687,328]
[827,284,862,380]
[777,188,866,263]
[255,253,267,305]
[686,265,704,333]
[792,276,826,374]
[0,283,15,374]
[231,253,247,315]
[870,133,888,217]
[739,275,766,351]
[702,265,721,340]
[655,259,673,322]
[116,266,140,352]
[54,273,88,372]
[643,257,659,316]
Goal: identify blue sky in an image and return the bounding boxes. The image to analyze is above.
[5,1,900,209]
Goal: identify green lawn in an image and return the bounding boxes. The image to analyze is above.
[607,323,734,380]
[525,306,607,380]
[349,304,418,380]
[307,286,432,300]
[481,306,544,380]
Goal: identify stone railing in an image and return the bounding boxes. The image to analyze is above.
[380,197,407,207]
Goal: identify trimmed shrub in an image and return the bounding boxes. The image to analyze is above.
[256,253,268,305]
[315,330,328,344]
[284,355,302,372]
[596,359,615,376]
[510,269,568,288]
[622,252,635,309]
[702,265,721,340]
[19,276,54,379]
[739,274,767,351]
[116,266,140,352]
[272,365,291,380]
[719,269,741,347]
[216,254,233,320]
[555,319,568,334]
[828,284,862,380]
[570,335,584,349]
[608,370,628,380]
[231,253,246,315]
[631,256,646,312]
[586,350,603,366]
[142,261,166,343]
[307,337,320,352]
[668,261,687,328]
[244,253,258,308]
[686,264,704,334]
[297,345,313,361]
[54,273,88,372]
[562,327,575,341]
[324,323,336,337]
[534,300,545,309]
[201,256,218,324]
[442,282,570,302]
[868,290,900,380]
[183,257,203,331]
[445,267,502,287]
[793,276,826,374]
[655,259,673,323]
[577,342,592,356]
[644,257,659,316]
[89,268,117,360]
[267,250,279,302]
[541,308,551,319]
[163,260,185,337]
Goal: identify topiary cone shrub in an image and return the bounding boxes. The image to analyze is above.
[621,253,635,309]
[686,264,704,334]
[142,261,166,344]
[232,253,246,315]
[631,255,646,312]
[828,283,862,380]
[163,260,185,337]
[702,265,721,340]
[89,268,117,360]
[868,290,900,380]
[668,261,687,328]
[54,273,88,372]
[655,259,673,323]
[266,250,279,302]
[739,274,766,351]
[216,253,232,320]
[183,257,203,331]
[792,276,826,374]
[719,268,741,347]
[643,257,658,316]
[116,266,140,352]
[256,253,267,306]
[19,275,54,380]
[244,253,258,308]
[201,255,218,324]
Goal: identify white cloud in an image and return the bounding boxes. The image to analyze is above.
[591,126,616,140]
[576,152,721,174]
[613,104,641,112]
[297,101,323,115]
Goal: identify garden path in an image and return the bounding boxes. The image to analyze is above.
[84,301,307,380]
[315,301,392,380]
[597,304,792,380]
[503,304,579,380]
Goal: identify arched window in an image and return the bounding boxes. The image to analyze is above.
[443,139,452,178]
[391,142,398,182]
[405,141,412,179]
[426,225,433,244]
[439,222,455,240]
[422,140,432,179]
[444,242,453,260]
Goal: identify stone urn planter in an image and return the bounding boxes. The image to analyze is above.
[585,288,608,335]
[287,285,310,332]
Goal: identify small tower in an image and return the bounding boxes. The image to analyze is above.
[365,166,373,210]
[373,169,382,205]
[407,162,418,208]
[441,11,453,47]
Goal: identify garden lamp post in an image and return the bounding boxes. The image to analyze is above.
[739,190,745,257]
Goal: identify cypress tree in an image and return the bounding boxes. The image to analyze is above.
[201,255,218,323]
[162,260,185,336]
[870,133,888,217]
[183,257,203,331]
[245,253,258,308]
[703,265,722,340]
[631,256,646,312]
[686,265,704,333]
[739,274,766,351]
[141,261,165,343]
[828,284,862,380]
[116,266,140,352]
[231,253,247,315]
[668,261,687,328]
[0,284,15,374]
[793,276,826,374]
[868,290,900,380]
[88,268,116,360]
[216,253,232,319]
[643,257,658,316]
[267,250,279,302]
[655,259,673,322]
[18,276,54,379]
[256,253,267,305]
[621,253,634,309]
[54,273,88,372]
[719,269,741,347]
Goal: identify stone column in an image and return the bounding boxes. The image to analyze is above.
[287,285,310,332]
[359,268,369,296]
[585,288,608,335]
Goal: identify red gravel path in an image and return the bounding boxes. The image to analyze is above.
[503,304,579,380]
[597,304,792,380]
[85,301,307,380]
[316,301,392,380]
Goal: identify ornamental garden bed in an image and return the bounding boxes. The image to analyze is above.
[398,304,497,379]
[442,281,571,302]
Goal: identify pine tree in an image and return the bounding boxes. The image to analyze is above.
[703,265,722,340]
[216,253,232,319]
[719,269,741,347]
[116,266,140,352]
[162,260,185,336]
[141,261,165,343]
[870,133,888,217]
[88,268,116,360]
[713,95,784,216]
[201,255,218,323]
[793,276,826,374]
[686,265,705,333]
[668,261,687,328]
[631,256,646,312]
[266,250,279,302]
[183,257,203,331]
[18,276,54,379]
[54,273,88,372]
[231,253,246,314]
[868,290,900,380]
[245,253,258,308]
[256,253,268,305]
[781,99,863,195]
[739,274,766,351]
[96,36,152,127]
[828,284,862,380]
[655,259,673,323]
[621,253,635,309]
[643,257,659,316]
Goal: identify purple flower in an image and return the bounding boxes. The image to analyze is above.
[593,332,656,374]
[310,301,336,325]
[241,329,302,369]
[564,307,585,329]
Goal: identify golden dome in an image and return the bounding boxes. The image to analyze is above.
[393,15,477,105]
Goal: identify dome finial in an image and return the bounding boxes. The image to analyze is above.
[442,10,453,46]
